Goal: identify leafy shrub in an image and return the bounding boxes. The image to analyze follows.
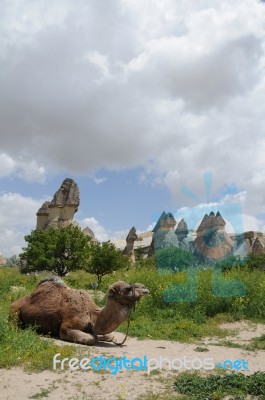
[215,255,246,272]
[155,246,196,273]
[134,257,156,269]
[246,253,265,271]
[86,241,129,286]
[19,226,91,276]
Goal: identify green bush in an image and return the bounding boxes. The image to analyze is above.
[215,255,246,272]
[86,241,129,286]
[155,246,196,273]
[246,252,265,271]
[19,225,91,276]
[134,257,156,269]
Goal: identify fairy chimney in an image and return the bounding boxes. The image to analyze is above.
[36,178,80,229]
[193,211,233,263]
[252,237,265,255]
[36,201,51,230]
[123,226,138,263]
[175,219,188,242]
[82,226,98,242]
[151,211,178,252]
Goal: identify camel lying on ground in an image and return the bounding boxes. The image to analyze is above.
[10,278,149,345]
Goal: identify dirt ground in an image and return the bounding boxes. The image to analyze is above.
[1,321,265,400]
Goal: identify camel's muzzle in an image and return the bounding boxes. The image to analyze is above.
[131,283,149,300]
[108,281,149,303]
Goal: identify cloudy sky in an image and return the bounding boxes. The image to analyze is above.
[1,0,265,257]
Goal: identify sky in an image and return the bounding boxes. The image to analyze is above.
[1,0,265,257]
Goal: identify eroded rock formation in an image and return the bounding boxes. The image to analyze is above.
[252,237,265,255]
[175,219,188,242]
[36,201,51,230]
[175,218,191,251]
[36,178,80,229]
[83,226,98,242]
[152,212,179,252]
[193,211,233,263]
[123,226,138,263]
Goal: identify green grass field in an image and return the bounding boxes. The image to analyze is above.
[1,263,265,371]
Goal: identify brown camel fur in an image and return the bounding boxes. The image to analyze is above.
[10,278,149,345]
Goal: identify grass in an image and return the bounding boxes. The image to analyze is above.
[136,376,189,400]
[174,371,265,399]
[100,264,265,342]
[137,393,184,400]
[211,340,244,349]
[1,262,265,371]
[29,388,51,399]
[28,380,60,399]
[0,267,74,371]
[193,347,209,352]
[246,334,265,351]
[208,334,265,352]
[0,322,74,371]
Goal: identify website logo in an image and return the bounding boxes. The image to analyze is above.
[153,173,246,302]
[53,354,249,375]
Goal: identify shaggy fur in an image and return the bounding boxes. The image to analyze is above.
[10,279,149,345]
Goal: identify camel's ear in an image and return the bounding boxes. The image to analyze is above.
[109,281,129,296]
[108,285,120,296]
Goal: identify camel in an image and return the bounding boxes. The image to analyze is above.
[10,277,149,345]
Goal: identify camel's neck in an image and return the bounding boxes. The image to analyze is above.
[93,298,131,335]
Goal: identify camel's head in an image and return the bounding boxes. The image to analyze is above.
[108,281,149,305]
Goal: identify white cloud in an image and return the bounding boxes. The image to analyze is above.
[0,153,46,182]
[0,194,117,255]
[0,193,43,257]
[92,177,107,185]
[78,217,109,242]
[242,214,265,233]
[126,34,261,111]
[0,0,265,232]
[83,51,111,81]
[0,229,25,258]
[17,160,46,183]
[78,217,132,242]
[0,153,16,177]
[146,222,155,232]
[110,229,130,240]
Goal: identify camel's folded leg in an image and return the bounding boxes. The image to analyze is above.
[9,297,27,326]
[59,326,96,345]
[96,333,115,342]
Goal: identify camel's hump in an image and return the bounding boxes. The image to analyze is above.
[37,277,66,287]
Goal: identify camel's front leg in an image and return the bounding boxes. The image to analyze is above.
[59,326,96,345]
[95,333,115,342]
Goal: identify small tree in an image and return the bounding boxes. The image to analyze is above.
[246,253,265,271]
[214,255,246,272]
[87,241,128,286]
[19,225,91,276]
[155,245,195,273]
